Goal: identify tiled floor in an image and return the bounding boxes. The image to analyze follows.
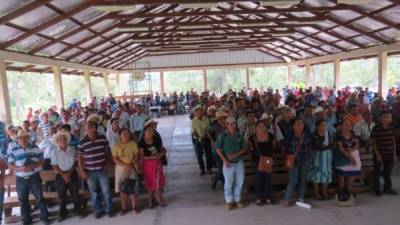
[57,115,400,225]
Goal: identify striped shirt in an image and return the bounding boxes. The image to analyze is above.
[371,125,396,159]
[77,134,110,171]
[8,143,43,177]
[38,121,53,139]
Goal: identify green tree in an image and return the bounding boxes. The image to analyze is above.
[207,69,245,95]
[249,67,287,90]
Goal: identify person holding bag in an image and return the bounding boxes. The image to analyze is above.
[216,117,248,210]
[112,128,140,215]
[248,120,277,206]
[281,117,312,207]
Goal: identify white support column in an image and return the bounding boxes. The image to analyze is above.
[160,71,165,94]
[287,65,292,87]
[203,70,207,91]
[53,66,64,110]
[0,60,12,124]
[84,69,92,103]
[378,51,388,97]
[334,58,341,90]
[103,73,110,97]
[305,63,312,89]
[116,72,120,96]
[245,67,250,88]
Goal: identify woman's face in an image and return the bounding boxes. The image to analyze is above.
[255,122,267,134]
[341,120,351,132]
[144,127,154,138]
[120,130,130,143]
[293,120,304,134]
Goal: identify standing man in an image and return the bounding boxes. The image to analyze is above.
[371,111,398,196]
[8,129,48,225]
[77,121,113,218]
[191,105,213,175]
[216,117,247,210]
[130,104,149,137]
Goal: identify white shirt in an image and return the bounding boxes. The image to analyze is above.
[119,112,130,128]
[353,120,375,141]
[38,139,57,159]
[106,128,119,149]
[51,145,75,171]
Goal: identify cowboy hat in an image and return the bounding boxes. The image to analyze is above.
[16,129,30,139]
[52,131,71,145]
[144,118,157,127]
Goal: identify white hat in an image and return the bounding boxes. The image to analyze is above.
[313,106,324,115]
[194,104,203,111]
[144,118,157,127]
[207,105,217,111]
[226,116,236,124]
[52,131,71,146]
[16,129,30,139]
[260,113,273,120]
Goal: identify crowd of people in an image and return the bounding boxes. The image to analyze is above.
[189,85,400,209]
[0,84,399,224]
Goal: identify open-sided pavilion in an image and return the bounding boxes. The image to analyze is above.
[1,0,400,125]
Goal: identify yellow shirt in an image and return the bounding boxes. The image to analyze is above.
[191,117,210,138]
[112,141,139,164]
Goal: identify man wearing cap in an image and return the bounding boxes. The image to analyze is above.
[216,117,247,210]
[191,105,213,175]
[8,129,48,225]
[208,111,229,190]
[77,121,113,218]
[129,104,149,137]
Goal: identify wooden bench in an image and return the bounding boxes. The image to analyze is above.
[4,170,91,224]
[243,147,374,198]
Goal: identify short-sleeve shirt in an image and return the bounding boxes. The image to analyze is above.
[8,143,43,177]
[112,141,139,164]
[371,125,395,159]
[51,145,76,171]
[248,133,274,157]
[138,137,162,157]
[336,132,357,151]
[77,134,110,171]
[215,132,245,163]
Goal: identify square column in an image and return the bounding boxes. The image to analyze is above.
[103,73,110,97]
[334,58,340,90]
[160,71,165,94]
[305,63,312,89]
[84,69,92,103]
[287,65,292,87]
[378,51,388,97]
[245,67,250,88]
[116,72,120,96]
[0,60,12,124]
[53,66,64,110]
[203,70,207,91]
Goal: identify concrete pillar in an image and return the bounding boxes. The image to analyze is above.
[53,66,64,110]
[305,63,312,89]
[84,69,92,103]
[378,51,388,97]
[160,71,165,94]
[103,73,110,97]
[203,70,207,91]
[245,67,250,88]
[334,58,340,90]
[0,60,12,124]
[287,65,292,87]
[116,72,120,96]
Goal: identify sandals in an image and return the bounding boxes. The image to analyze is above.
[119,209,128,216]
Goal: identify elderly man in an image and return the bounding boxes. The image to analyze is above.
[8,129,48,225]
[192,105,213,175]
[77,121,113,219]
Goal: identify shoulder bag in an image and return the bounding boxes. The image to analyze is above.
[253,135,274,173]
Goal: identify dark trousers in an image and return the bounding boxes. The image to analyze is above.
[43,159,55,192]
[255,171,272,200]
[374,158,394,191]
[214,156,224,184]
[55,171,81,217]
[194,139,213,171]
[16,173,48,224]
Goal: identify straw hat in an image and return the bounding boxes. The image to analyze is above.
[260,113,273,121]
[194,104,203,111]
[216,111,229,119]
[207,105,217,112]
[226,117,236,124]
[144,118,157,127]
[313,106,324,115]
[16,129,30,139]
[52,131,71,146]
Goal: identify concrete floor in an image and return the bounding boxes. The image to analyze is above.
[58,115,400,225]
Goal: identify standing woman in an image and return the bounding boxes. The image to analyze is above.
[334,119,361,193]
[112,128,139,215]
[139,125,166,209]
[309,120,332,200]
[248,120,277,205]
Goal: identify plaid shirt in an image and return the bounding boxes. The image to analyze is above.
[284,131,312,162]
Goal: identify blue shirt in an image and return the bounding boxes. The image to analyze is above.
[8,143,43,177]
[284,131,312,162]
[129,113,149,133]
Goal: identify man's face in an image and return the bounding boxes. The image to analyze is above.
[350,106,358,115]
[86,124,96,136]
[196,109,204,118]
[381,114,391,126]
[18,136,29,148]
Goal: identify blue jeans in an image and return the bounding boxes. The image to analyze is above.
[223,160,245,203]
[87,170,112,214]
[284,160,310,201]
[16,173,48,224]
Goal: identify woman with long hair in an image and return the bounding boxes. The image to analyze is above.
[139,125,166,208]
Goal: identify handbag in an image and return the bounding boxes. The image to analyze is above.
[253,136,274,173]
